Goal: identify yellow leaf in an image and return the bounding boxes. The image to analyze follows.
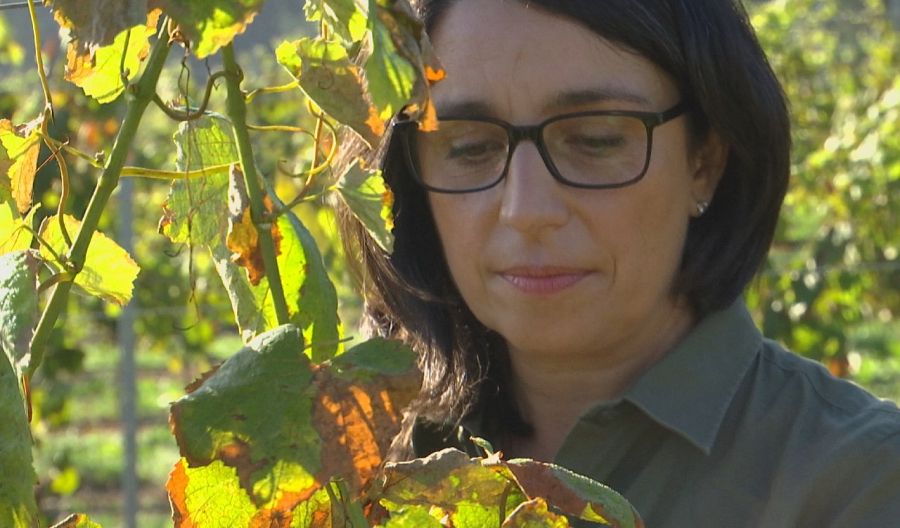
[0,117,42,214]
[0,201,35,255]
[39,214,140,306]
[65,10,161,104]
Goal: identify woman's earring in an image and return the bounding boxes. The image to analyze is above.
[695,200,710,216]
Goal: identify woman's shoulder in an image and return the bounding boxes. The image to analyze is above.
[732,338,900,523]
[752,337,900,435]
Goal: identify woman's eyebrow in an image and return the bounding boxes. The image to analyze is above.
[435,100,494,117]
[548,87,652,111]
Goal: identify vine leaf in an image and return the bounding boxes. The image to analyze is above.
[160,113,238,246]
[64,10,161,104]
[167,325,418,525]
[365,1,419,123]
[39,214,141,306]
[48,513,104,528]
[160,114,341,357]
[0,117,43,215]
[0,201,36,255]
[151,0,267,59]
[304,0,369,43]
[168,459,257,528]
[376,449,644,527]
[370,0,444,131]
[0,250,40,528]
[44,0,149,55]
[336,161,394,252]
[377,448,527,527]
[276,36,383,147]
[501,497,569,527]
[225,164,279,287]
[0,250,40,387]
[504,459,644,528]
[280,209,342,363]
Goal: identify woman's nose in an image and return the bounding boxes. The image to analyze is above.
[498,141,570,234]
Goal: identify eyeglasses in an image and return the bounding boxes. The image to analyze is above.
[395,102,686,193]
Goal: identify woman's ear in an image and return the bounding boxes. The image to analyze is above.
[690,131,729,212]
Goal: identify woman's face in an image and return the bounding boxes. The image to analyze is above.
[426,0,723,361]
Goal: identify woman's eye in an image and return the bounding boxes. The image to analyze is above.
[446,140,505,164]
[564,134,626,156]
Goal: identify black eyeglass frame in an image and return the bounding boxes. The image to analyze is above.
[394,101,687,194]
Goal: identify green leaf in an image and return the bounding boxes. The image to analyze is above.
[336,162,394,252]
[0,250,40,382]
[167,458,257,528]
[366,11,417,122]
[505,459,642,528]
[502,497,570,527]
[0,253,39,527]
[212,206,341,360]
[170,325,320,507]
[168,326,419,522]
[304,0,369,43]
[282,210,342,362]
[378,449,527,525]
[0,117,42,214]
[64,11,160,103]
[211,241,278,342]
[331,336,416,377]
[44,0,150,53]
[160,113,238,245]
[276,37,383,146]
[379,450,642,528]
[40,214,141,306]
[380,505,443,527]
[49,513,104,528]
[154,0,267,59]
[0,201,35,255]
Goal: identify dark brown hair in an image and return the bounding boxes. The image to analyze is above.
[340,0,791,448]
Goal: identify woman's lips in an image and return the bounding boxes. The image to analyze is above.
[498,267,590,295]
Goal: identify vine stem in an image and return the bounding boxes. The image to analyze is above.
[221,44,290,325]
[26,0,53,119]
[28,24,172,376]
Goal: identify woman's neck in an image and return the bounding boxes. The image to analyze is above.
[503,302,695,461]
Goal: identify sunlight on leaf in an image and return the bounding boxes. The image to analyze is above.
[502,497,569,527]
[64,10,161,104]
[276,36,383,146]
[48,513,103,528]
[304,0,369,43]
[0,117,42,214]
[282,209,341,362]
[336,161,394,252]
[45,0,149,54]
[168,326,418,524]
[0,253,39,528]
[167,458,257,528]
[0,201,35,255]
[170,326,321,508]
[366,8,417,122]
[40,214,141,306]
[0,250,39,383]
[225,165,277,287]
[160,113,238,245]
[153,0,267,59]
[505,459,643,528]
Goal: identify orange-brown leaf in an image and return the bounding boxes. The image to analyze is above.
[313,358,419,495]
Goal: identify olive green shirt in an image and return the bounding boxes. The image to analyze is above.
[415,301,900,526]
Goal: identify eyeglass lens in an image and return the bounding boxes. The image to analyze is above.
[412,114,650,191]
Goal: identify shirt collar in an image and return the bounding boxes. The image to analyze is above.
[617,300,762,454]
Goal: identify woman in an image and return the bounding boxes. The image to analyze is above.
[342,0,900,525]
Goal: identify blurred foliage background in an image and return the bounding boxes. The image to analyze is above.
[0,0,897,526]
